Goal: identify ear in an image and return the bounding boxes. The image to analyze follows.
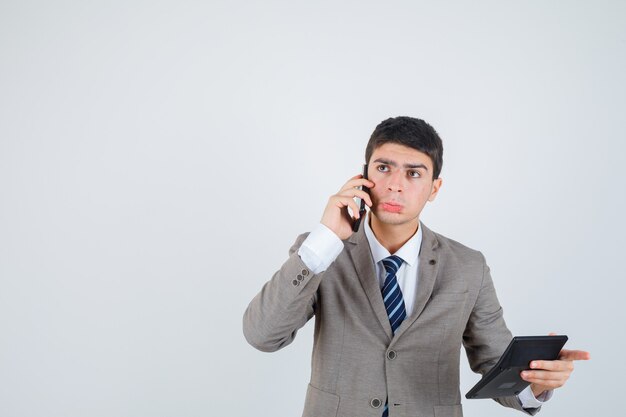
[428,178,443,202]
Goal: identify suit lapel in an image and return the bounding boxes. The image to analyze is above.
[391,221,440,341]
[346,220,441,342]
[346,225,393,340]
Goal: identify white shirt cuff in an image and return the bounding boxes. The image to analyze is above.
[297,223,344,274]
[518,386,553,409]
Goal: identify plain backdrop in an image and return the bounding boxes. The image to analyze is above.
[1,1,625,416]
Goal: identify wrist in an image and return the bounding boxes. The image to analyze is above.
[530,384,546,398]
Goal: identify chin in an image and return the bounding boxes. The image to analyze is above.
[373,210,414,226]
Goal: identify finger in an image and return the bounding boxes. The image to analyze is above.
[558,350,591,361]
[339,180,374,194]
[340,175,365,188]
[529,360,573,372]
[339,177,374,192]
[349,198,361,219]
[522,375,567,389]
[337,175,363,191]
[337,189,373,206]
[352,190,373,207]
[332,195,362,219]
[329,194,356,213]
[521,370,568,382]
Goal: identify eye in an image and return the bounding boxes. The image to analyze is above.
[377,165,389,172]
[408,170,421,178]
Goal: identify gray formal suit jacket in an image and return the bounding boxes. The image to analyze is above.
[243,222,540,417]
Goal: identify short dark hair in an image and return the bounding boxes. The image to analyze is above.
[365,116,443,180]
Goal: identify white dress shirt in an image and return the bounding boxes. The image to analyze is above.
[363,214,422,317]
[297,212,551,409]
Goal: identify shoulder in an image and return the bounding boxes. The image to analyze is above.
[425,225,486,266]
[424,225,490,291]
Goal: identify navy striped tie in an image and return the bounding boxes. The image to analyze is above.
[381,255,406,335]
[381,255,406,417]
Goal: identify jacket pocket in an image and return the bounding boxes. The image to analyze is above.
[302,384,340,417]
[433,404,463,417]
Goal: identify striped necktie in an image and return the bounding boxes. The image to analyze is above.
[381,255,406,417]
[381,255,406,335]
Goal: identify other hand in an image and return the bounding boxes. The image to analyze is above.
[521,335,590,398]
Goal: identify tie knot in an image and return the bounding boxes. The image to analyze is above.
[382,255,403,276]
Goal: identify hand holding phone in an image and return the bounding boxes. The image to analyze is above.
[320,165,373,240]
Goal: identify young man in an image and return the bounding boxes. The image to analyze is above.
[243,117,588,417]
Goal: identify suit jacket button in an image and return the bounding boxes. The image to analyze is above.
[292,279,299,286]
[429,259,436,265]
[297,274,304,281]
[386,350,397,360]
[370,398,382,408]
[301,269,309,276]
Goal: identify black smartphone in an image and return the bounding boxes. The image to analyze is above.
[352,164,369,232]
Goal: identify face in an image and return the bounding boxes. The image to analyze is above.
[367,142,442,227]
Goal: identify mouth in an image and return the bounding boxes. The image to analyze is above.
[381,201,403,213]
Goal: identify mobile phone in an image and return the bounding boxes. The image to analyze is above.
[352,164,369,232]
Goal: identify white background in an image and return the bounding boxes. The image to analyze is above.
[1,1,624,416]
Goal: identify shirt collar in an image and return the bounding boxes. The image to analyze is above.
[363,212,423,267]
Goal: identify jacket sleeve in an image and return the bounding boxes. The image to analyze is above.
[242,232,324,352]
[462,253,542,415]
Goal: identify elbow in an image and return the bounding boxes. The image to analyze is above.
[242,310,282,353]
[243,330,281,353]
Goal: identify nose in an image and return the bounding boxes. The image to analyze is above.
[386,172,404,192]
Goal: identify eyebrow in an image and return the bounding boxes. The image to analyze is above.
[372,158,429,171]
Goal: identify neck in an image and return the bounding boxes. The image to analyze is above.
[369,213,419,254]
